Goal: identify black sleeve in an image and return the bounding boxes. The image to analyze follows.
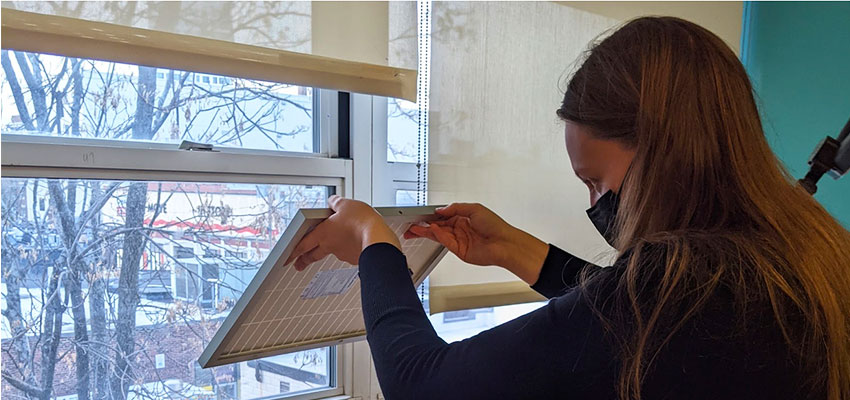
[530,244,600,299]
[358,243,617,400]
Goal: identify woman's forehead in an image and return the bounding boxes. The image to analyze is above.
[564,123,606,171]
[565,122,635,176]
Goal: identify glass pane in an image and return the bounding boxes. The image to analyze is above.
[1,179,333,400]
[239,353,333,399]
[429,302,548,343]
[387,98,419,163]
[0,51,316,152]
[395,189,426,207]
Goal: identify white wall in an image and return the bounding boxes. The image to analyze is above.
[559,1,743,53]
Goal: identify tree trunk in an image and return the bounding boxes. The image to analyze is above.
[39,262,66,400]
[47,180,91,400]
[0,181,34,377]
[14,52,48,130]
[88,276,109,400]
[70,58,83,137]
[110,182,147,399]
[0,247,33,378]
[0,51,35,131]
[66,259,92,400]
[111,65,156,399]
[86,182,110,400]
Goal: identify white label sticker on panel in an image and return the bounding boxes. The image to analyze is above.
[300,268,359,299]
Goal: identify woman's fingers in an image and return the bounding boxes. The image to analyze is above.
[428,224,460,254]
[287,196,389,271]
[454,217,473,257]
[294,244,330,271]
[429,217,461,227]
[405,224,437,240]
[285,223,326,266]
[287,194,341,267]
[403,226,421,240]
[328,194,343,211]
[435,203,482,218]
[404,224,461,254]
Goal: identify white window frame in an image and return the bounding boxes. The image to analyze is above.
[370,96,422,207]
[329,95,427,400]
[0,84,381,399]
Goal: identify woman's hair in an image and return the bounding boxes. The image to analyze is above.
[558,16,850,400]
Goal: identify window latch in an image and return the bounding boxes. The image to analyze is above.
[178,140,218,152]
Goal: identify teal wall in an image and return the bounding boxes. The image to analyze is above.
[742,1,850,227]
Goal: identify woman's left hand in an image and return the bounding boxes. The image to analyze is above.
[284,195,401,271]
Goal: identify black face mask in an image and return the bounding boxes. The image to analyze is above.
[586,190,620,247]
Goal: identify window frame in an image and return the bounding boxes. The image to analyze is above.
[370,96,422,207]
[0,134,351,191]
[0,82,359,400]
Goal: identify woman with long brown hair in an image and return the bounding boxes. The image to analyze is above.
[287,16,850,399]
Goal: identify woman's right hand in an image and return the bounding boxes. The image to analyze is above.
[405,203,549,285]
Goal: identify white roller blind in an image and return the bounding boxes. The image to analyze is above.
[3,1,314,53]
[1,1,419,100]
[427,1,743,314]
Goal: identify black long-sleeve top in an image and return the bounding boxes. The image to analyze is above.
[358,242,812,400]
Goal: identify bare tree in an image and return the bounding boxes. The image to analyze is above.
[110,64,156,400]
[2,47,326,400]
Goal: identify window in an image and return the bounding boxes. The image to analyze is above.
[243,353,331,399]
[1,52,316,152]
[1,178,336,400]
[1,50,347,400]
[387,98,419,163]
[175,261,190,299]
[175,245,195,259]
[225,249,247,258]
[442,309,487,323]
[2,1,429,399]
[430,302,548,343]
[204,248,222,258]
[395,189,424,207]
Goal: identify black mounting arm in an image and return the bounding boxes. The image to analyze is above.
[798,115,850,195]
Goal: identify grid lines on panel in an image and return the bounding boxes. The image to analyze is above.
[210,209,445,364]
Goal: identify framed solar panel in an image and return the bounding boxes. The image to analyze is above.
[199,205,447,368]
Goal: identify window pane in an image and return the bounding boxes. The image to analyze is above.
[395,189,425,207]
[1,179,333,400]
[1,51,316,152]
[240,353,332,399]
[429,302,548,343]
[387,98,419,163]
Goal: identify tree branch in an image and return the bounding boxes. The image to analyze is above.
[2,371,46,398]
[1,50,36,131]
